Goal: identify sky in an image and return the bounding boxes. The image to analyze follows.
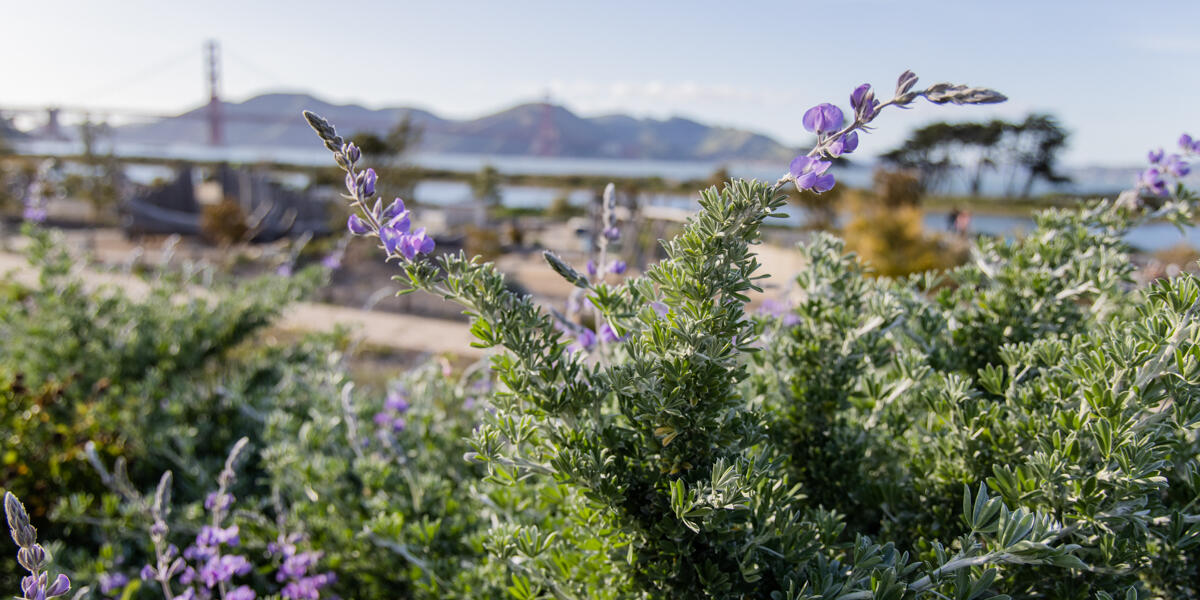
[2,0,1198,166]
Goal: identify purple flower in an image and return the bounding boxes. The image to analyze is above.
[789,155,836,193]
[361,168,377,197]
[850,84,879,122]
[23,573,70,599]
[1139,167,1168,196]
[603,226,620,241]
[380,197,406,222]
[586,260,597,277]
[22,206,48,223]
[609,260,627,275]
[228,585,256,600]
[278,552,322,581]
[179,566,196,586]
[802,103,844,135]
[281,574,336,600]
[567,328,597,353]
[197,525,240,548]
[140,565,156,581]
[384,392,410,413]
[347,214,371,235]
[650,301,668,317]
[1164,154,1190,177]
[829,132,859,157]
[199,555,251,588]
[98,573,129,595]
[205,492,234,512]
[276,264,293,277]
[321,253,342,270]
[1148,148,1165,164]
[598,323,623,343]
[1181,133,1195,152]
[399,228,435,260]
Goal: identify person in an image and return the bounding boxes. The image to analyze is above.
[947,207,961,232]
[954,209,971,237]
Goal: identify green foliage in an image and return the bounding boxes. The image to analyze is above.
[754,188,1200,596]
[0,228,322,588]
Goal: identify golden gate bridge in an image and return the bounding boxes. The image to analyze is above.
[1,40,563,156]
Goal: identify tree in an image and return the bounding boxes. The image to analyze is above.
[882,115,1070,198]
[1012,113,1071,198]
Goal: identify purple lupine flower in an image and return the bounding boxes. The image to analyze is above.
[179,566,196,586]
[22,205,48,223]
[347,214,371,235]
[609,260,627,275]
[603,226,620,241]
[1181,133,1195,152]
[650,301,669,317]
[281,574,337,600]
[98,573,129,595]
[177,587,197,600]
[199,555,252,588]
[829,132,859,157]
[567,328,597,353]
[184,544,215,562]
[344,142,361,164]
[361,168,377,197]
[23,573,70,599]
[140,565,156,581]
[380,197,406,221]
[278,552,322,581]
[384,392,410,413]
[850,84,879,122]
[1148,148,1165,164]
[380,226,406,256]
[1139,167,1168,196]
[399,228,435,260]
[1164,154,1190,177]
[802,103,844,135]
[227,585,256,600]
[598,323,623,343]
[205,492,234,512]
[586,260,597,277]
[196,525,240,548]
[789,156,836,193]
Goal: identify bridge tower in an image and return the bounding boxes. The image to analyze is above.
[206,40,223,145]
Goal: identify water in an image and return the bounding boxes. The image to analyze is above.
[19,139,1200,251]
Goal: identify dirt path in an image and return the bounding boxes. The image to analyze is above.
[0,251,483,358]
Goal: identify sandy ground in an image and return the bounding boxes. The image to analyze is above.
[0,249,484,358]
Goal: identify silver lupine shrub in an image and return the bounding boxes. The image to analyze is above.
[301,70,1194,598]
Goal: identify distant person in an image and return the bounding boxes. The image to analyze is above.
[954,209,972,237]
[947,207,961,232]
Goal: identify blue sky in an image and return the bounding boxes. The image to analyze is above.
[3,0,1197,165]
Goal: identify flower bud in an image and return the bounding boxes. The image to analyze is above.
[17,545,47,571]
[896,70,919,97]
[362,168,377,197]
[347,214,371,235]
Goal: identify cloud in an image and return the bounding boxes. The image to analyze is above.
[1126,33,1200,55]
[541,80,802,110]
